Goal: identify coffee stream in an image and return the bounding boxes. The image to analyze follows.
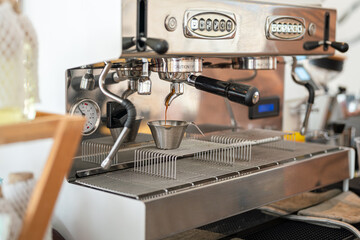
[164,88,175,126]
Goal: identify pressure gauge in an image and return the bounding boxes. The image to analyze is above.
[70,99,101,135]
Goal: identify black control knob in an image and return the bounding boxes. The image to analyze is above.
[330,42,349,53]
[122,37,169,54]
[145,38,169,54]
[303,41,321,51]
[122,37,136,50]
[303,12,349,53]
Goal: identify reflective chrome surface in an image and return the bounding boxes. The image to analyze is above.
[183,10,237,39]
[121,0,336,57]
[232,57,277,70]
[148,120,189,150]
[164,82,184,106]
[80,70,95,90]
[144,147,353,240]
[151,57,202,73]
[115,59,150,81]
[74,144,353,239]
[66,59,286,145]
[62,1,345,239]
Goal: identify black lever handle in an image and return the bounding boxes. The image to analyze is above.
[303,40,349,53]
[303,12,349,53]
[303,41,321,51]
[144,38,169,54]
[330,41,349,53]
[122,37,136,50]
[187,75,260,107]
[122,37,169,54]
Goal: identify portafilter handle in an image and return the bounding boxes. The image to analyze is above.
[187,75,260,107]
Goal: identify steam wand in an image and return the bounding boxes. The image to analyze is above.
[99,62,136,169]
[291,57,314,136]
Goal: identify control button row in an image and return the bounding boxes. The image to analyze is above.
[271,23,303,34]
[191,18,233,32]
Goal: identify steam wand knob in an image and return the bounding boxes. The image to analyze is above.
[122,37,169,54]
[303,12,349,53]
[303,40,349,53]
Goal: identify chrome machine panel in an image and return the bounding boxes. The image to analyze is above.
[121,0,336,57]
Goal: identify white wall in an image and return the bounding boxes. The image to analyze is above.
[23,0,122,114]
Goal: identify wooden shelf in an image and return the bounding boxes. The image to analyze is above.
[0,112,85,240]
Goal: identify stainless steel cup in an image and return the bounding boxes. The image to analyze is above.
[147,120,204,150]
[110,117,143,143]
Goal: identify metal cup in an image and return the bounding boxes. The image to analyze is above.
[147,120,204,150]
[110,117,143,143]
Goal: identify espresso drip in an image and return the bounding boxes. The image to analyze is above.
[164,88,175,125]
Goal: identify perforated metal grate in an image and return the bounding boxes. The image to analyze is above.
[76,142,336,200]
[235,220,357,240]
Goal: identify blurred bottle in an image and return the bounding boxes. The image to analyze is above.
[19,14,39,120]
[0,1,25,125]
[0,0,39,125]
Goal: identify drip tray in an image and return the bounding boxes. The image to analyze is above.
[75,142,339,200]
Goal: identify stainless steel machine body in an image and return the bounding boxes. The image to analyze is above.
[121,0,336,57]
[57,1,354,240]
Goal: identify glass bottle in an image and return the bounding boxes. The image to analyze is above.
[0,2,25,125]
[19,14,39,121]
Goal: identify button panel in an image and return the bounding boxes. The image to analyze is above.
[213,19,219,31]
[191,18,198,30]
[206,19,212,31]
[220,20,226,32]
[266,16,306,41]
[184,10,236,39]
[199,18,205,31]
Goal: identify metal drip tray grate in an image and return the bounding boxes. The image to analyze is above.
[133,139,251,179]
[75,141,338,200]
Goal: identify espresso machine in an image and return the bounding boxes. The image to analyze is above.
[56,1,354,239]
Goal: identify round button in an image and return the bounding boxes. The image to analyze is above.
[213,19,219,31]
[191,18,198,30]
[226,20,233,32]
[165,16,177,32]
[220,19,226,32]
[308,23,316,36]
[199,18,205,31]
[206,19,212,31]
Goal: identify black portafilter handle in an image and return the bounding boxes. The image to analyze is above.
[122,37,169,54]
[187,75,260,107]
[303,41,349,53]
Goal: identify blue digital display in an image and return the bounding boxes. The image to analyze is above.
[258,103,275,113]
